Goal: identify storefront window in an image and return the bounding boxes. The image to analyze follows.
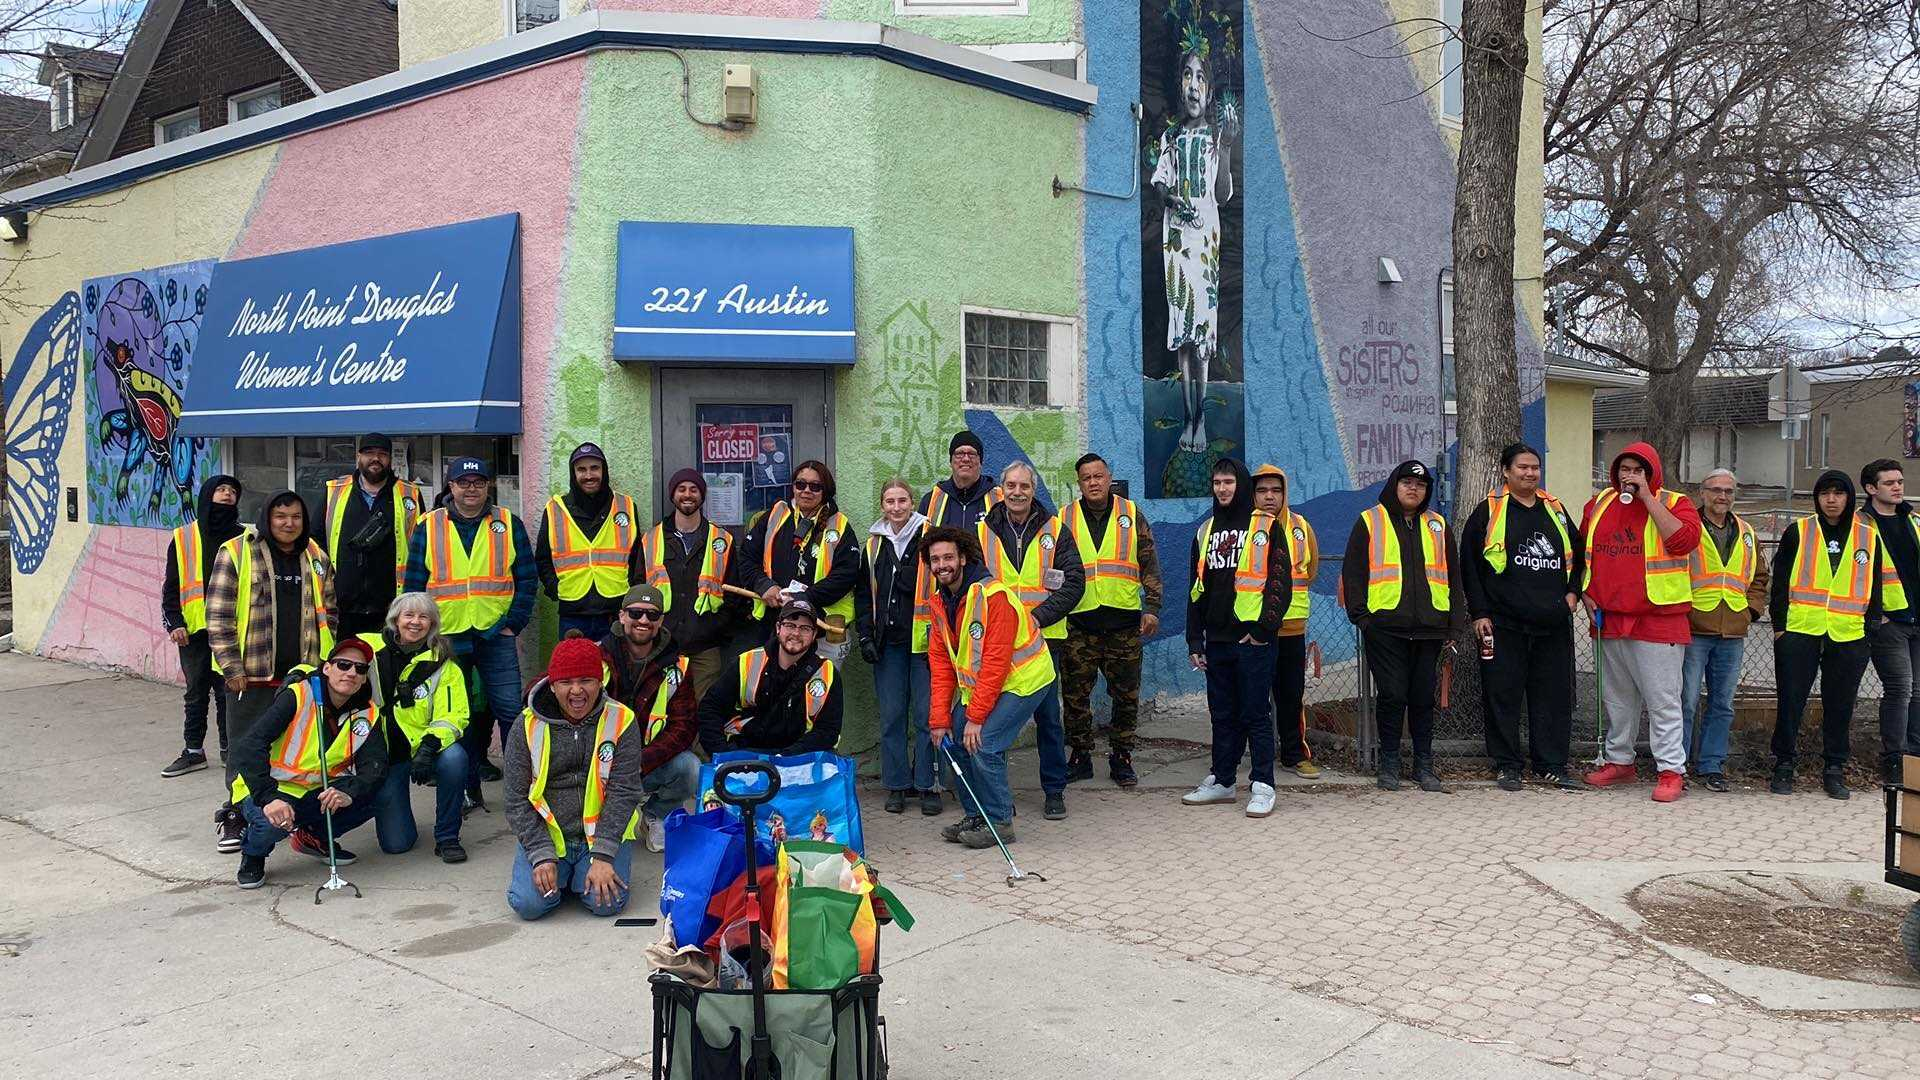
[231,437,289,522]
[694,404,795,527]
[294,436,358,523]
[440,435,519,510]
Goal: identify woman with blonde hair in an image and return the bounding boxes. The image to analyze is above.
[855,477,942,815]
[362,591,473,862]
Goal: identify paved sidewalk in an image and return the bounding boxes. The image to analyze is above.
[0,652,1568,1079]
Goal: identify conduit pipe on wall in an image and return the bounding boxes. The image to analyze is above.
[614,45,745,132]
[1053,102,1143,200]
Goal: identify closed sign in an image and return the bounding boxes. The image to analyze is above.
[702,423,759,463]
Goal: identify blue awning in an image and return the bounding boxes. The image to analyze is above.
[613,222,854,365]
[179,214,521,437]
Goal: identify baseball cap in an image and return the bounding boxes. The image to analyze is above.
[777,599,820,626]
[622,584,666,611]
[447,457,490,481]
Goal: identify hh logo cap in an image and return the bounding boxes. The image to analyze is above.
[448,457,490,481]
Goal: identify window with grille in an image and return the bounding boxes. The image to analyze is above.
[965,312,1054,407]
[511,0,559,33]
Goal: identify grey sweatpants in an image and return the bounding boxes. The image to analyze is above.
[1599,637,1688,773]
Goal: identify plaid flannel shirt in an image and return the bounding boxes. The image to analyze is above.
[206,534,337,684]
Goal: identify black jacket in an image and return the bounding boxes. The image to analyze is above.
[855,521,924,648]
[629,517,744,654]
[979,501,1086,631]
[1772,471,1884,628]
[233,675,387,806]
[331,474,403,618]
[697,646,843,755]
[1342,460,1467,640]
[161,474,244,633]
[736,504,861,635]
[534,468,639,618]
[1185,459,1291,650]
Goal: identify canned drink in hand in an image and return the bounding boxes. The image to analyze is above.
[1618,489,1634,504]
[1479,629,1495,661]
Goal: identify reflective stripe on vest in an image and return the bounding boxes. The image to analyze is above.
[423,507,516,634]
[546,492,636,601]
[1580,488,1691,604]
[867,523,934,653]
[1190,511,1278,623]
[361,633,467,747]
[1360,505,1450,613]
[924,484,1003,528]
[647,656,689,744]
[229,676,373,803]
[215,535,335,677]
[641,523,733,616]
[1785,514,1883,642]
[523,698,639,859]
[325,476,423,589]
[173,523,208,634]
[1281,511,1314,622]
[977,516,1068,640]
[1688,516,1757,614]
[938,579,1054,704]
[751,503,853,624]
[1481,490,1572,579]
[1865,511,1920,614]
[729,651,836,735]
[1063,497,1142,614]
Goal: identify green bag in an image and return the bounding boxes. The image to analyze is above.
[772,841,913,991]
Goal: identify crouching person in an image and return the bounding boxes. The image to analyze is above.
[363,592,472,863]
[505,637,642,920]
[231,638,387,889]
[600,584,702,853]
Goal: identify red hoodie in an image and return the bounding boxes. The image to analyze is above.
[1579,441,1702,644]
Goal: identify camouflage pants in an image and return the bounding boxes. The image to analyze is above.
[1060,627,1142,753]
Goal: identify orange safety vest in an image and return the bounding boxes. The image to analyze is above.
[1688,514,1758,613]
[1061,496,1143,614]
[1580,488,1692,605]
[727,651,838,736]
[421,507,518,634]
[544,492,637,602]
[1190,511,1278,622]
[172,522,209,634]
[640,522,733,616]
[934,578,1054,704]
[751,502,853,623]
[866,522,934,653]
[229,675,375,803]
[523,698,640,858]
[977,515,1068,640]
[1784,514,1891,642]
[1359,504,1450,613]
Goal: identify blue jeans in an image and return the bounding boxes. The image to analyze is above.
[507,842,634,920]
[1034,642,1070,796]
[944,687,1047,824]
[373,740,470,852]
[874,643,935,791]
[558,611,614,642]
[644,749,702,819]
[1681,634,1744,775]
[458,630,524,786]
[1205,640,1280,787]
[239,791,378,858]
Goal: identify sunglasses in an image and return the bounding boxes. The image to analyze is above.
[329,659,370,675]
[792,479,824,493]
[623,607,664,622]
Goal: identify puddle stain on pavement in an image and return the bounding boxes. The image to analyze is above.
[393,921,518,958]
[394,902,461,922]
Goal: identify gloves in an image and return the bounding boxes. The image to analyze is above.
[858,637,879,665]
[410,735,441,786]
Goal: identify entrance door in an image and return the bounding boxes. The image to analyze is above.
[655,368,833,529]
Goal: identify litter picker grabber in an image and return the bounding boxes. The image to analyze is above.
[313,791,360,904]
[713,758,782,1080]
[1591,609,1606,766]
[939,738,1045,888]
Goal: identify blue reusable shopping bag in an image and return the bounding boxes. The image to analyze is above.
[697,751,866,856]
[658,805,772,950]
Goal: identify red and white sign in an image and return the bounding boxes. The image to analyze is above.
[701,423,760,464]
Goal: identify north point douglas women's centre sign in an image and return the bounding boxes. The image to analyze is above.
[179,214,523,437]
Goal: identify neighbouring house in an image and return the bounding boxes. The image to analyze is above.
[1594,375,1794,495]
[1541,352,1641,504]
[0,45,121,191]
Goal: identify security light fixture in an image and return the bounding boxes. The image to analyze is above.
[724,64,757,125]
[1,210,27,243]
[1377,256,1403,284]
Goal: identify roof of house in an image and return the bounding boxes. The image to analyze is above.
[1544,351,1643,389]
[39,44,124,82]
[0,92,89,173]
[1593,375,1773,430]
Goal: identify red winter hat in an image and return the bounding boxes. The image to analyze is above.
[546,636,602,683]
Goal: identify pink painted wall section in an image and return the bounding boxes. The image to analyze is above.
[227,57,589,519]
[41,527,184,682]
[598,1,826,17]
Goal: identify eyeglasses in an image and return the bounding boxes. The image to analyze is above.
[792,479,824,493]
[623,607,664,622]
[950,449,981,461]
[1703,487,1736,496]
[329,659,370,675]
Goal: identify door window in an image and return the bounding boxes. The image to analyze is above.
[695,404,795,527]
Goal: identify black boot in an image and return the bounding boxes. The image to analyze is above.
[1109,751,1139,788]
[1823,768,1850,801]
[1065,750,1094,783]
[1376,751,1402,792]
[1413,755,1449,793]
[1768,764,1794,795]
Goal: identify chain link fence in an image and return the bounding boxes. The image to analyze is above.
[1301,545,1889,770]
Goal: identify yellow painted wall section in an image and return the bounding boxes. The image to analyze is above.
[0,148,279,653]
[400,0,507,68]
[1544,378,1596,505]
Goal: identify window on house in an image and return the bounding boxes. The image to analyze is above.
[1821,413,1831,468]
[50,76,73,130]
[964,309,1075,408]
[154,107,200,145]
[897,0,1030,16]
[1439,270,1456,416]
[227,84,282,123]
[1440,0,1464,122]
[963,42,1085,81]
[509,0,560,33]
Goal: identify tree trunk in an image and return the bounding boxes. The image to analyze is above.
[1451,0,1530,520]
[1642,367,1694,481]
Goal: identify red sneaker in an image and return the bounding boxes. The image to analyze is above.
[1651,771,1685,803]
[1585,762,1638,788]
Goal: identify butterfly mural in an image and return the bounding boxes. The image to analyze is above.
[83,263,219,527]
[5,292,81,575]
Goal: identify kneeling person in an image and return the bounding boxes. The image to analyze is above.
[505,638,643,920]
[364,592,472,863]
[231,639,387,889]
[698,601,844,756]
[600,584,702,852]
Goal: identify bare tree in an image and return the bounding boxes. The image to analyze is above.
[1451,0,1532,506]
[1544,0,1920,467]
[0,2,142,163]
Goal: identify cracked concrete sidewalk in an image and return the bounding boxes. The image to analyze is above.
[0,651,1561,1079]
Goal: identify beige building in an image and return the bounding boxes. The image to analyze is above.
[1792,366,1918,494]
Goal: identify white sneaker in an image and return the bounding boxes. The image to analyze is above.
[645,814,666,853]
[1181,775,1237,805]
[1245,782,1276,818]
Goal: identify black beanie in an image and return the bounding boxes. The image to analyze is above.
[949,430,983,456]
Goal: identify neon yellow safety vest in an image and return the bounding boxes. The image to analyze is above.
[977,515,1069,641]
[1279,510,1315,622]
[421,507,519,634]
[1863,511,1920,614]
[522,697,640,859]
[640,522,733,615]
[1580,488,1692,605]
[545,492,637,602]
[1784,514,1893,642]
[1360,505,1450,613]
[726,651,837,736]
[1481,490,1573,579]
[1062,497,1143,614]
[358,633,470,748]
[1688,515,1758,613]
[324,476,424,589]
[230,675,374,803]
[213,535,335,676]
[1190,512,1278,623]
[937,579,1054,704]
[172,522,209,634]
[865,523,934,653]
[750,503,854,625]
